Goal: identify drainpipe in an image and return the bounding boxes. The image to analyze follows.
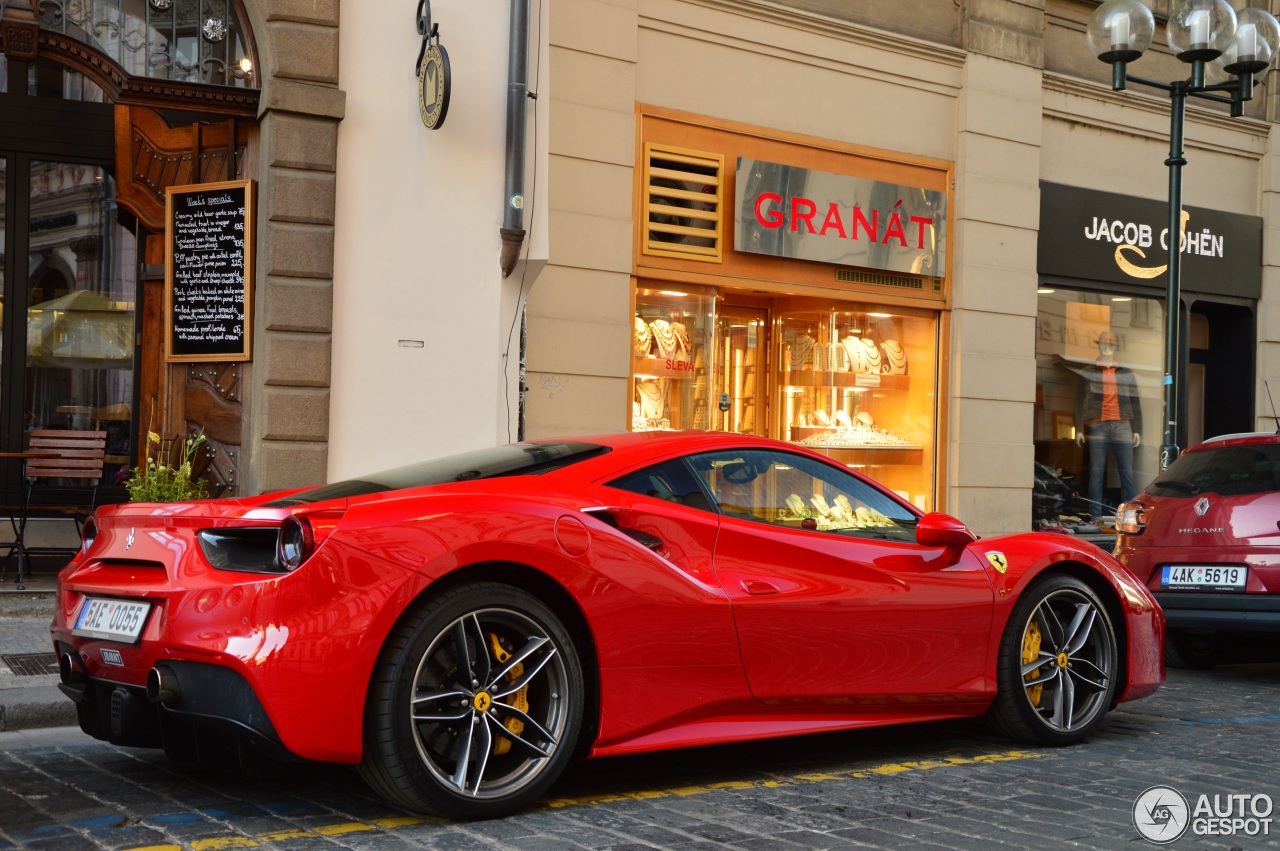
[498,0,529,277]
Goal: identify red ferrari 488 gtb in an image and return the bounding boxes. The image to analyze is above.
[52,432,1164,818]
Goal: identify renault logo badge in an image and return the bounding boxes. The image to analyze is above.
[1194,497,1210,517]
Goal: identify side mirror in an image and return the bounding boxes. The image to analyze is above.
[916,512,977,548]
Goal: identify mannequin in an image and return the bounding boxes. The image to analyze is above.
[1074,331,1142,518]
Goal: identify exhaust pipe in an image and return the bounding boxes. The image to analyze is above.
[59,652,86,685]
[146,666,180,705]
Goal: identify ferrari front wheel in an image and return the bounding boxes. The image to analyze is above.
[360,583,584,818]
[988,574,1118,745]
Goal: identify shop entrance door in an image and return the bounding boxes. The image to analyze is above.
[713,306,768,435]
[1187,301,1254,445]
[0,82,136,505]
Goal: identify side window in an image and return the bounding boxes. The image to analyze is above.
[687,449,919,541]
[606,459,716,513]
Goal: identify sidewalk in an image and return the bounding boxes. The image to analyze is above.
[0,572,77,731]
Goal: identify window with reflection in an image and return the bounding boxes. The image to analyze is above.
[26,163,136,484]
[28,56,108,101]
[688,449,918,542]
[1034,288,1164,530]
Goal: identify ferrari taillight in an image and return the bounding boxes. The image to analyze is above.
[80,518,97,554]
[277,509,344,571]
[1116,501,1147,535]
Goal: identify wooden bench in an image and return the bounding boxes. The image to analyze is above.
[1,429,107,589]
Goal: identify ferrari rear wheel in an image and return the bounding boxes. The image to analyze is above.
[988,574,1118,745]
[360,583,583,818]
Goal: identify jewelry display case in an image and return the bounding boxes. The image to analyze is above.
[632,286,716,431]
[776,303,937,510]
[712,305,767,435]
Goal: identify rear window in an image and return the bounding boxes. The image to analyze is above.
[1148,443,1280,498]
[264,441,610,507]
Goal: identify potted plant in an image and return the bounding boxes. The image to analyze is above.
[126,430,209,503]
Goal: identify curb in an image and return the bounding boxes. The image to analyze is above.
[1,589,70,732]
[0,593,56,619]
[0,685,77,732]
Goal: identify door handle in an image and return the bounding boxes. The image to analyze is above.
[741,580,780,596]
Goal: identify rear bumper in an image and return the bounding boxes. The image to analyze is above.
[1155,592,1280,632]
[55,644,296,760]
[51,541,429,762]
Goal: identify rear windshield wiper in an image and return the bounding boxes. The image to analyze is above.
[1153,479,1197,495]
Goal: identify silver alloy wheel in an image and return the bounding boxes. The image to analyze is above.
[408,607,570,800]
[1019,588,1115,732]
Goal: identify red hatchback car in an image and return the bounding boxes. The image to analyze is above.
[1115,432,1280,668]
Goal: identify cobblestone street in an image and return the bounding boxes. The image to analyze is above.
[2,663,1278,850]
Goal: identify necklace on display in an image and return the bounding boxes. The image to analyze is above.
[790,334,815,369]
[650,320,678,355]
[637,379,665,419]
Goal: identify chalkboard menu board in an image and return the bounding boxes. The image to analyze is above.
[165,179,255,362]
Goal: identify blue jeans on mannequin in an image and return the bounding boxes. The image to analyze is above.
[1085,419,1135,518]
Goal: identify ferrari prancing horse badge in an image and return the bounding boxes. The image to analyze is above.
[985,551,1008,574]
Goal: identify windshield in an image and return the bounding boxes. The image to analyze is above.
[1148,443,1280,498]
[265,441,610,507]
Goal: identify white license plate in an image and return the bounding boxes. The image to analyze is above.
[1161,565,1248,592]
[73,597,152,643]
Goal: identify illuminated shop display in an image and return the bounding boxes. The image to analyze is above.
[631,287,938,511]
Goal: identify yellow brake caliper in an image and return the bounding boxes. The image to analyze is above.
[1023,620,1044,707]
[488,633,528,755]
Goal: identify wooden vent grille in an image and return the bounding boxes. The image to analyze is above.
[835,269,929,291]
[643,144,723,263]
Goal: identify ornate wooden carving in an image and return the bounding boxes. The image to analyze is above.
[0,19,38,60]
[185,364,242,498]
[0,0,37,60]
[115,105,250,233]
[0,26,259,117]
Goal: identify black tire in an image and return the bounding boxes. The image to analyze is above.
[1165,629,1220,670]
[987,574,1118,745]
[359,583,584,818]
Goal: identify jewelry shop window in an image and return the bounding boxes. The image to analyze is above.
[1034,289,1164,532]
[632,286,716,431]
[775,302,937,512]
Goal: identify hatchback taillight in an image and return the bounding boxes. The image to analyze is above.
[1117,501,1147,535]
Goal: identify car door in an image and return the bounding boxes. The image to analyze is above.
[689,449,995,706]
[597,456,723,591]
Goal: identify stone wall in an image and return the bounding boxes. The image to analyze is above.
[241,0,345,495]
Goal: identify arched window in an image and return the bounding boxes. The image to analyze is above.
[35,0,258,88]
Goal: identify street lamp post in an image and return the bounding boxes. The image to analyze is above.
[1086,0,1280,469]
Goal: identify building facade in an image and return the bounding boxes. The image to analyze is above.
[1,0,1276,542]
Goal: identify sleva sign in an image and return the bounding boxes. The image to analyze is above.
[734,158,948,276]
[1038,182,1261,299]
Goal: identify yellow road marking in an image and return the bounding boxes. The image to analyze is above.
[119,749,1042,850]
[541,749,1043,808]
[191,839,260,851]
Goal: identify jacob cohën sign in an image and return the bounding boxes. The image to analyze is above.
[165,180,255,362]
[1038,182,1262,299]
[734,158,948,276]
